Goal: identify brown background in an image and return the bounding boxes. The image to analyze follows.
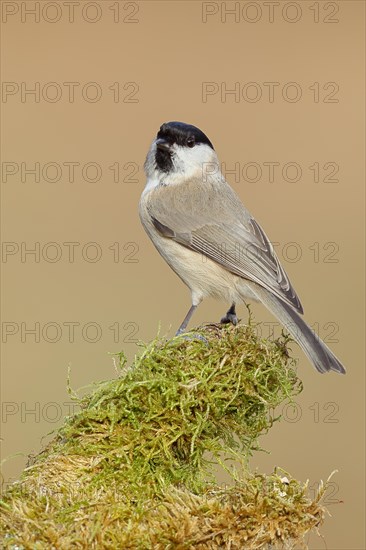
[1,1,365,548]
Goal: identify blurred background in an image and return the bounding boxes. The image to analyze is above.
[1,1,365,547]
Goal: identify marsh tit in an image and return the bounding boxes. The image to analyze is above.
[139,121,345,374]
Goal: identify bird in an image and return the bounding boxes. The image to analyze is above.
[139,121,345,375]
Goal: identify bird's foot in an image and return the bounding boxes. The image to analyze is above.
[220,304,238,326]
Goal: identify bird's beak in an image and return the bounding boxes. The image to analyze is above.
[155,138,170,151]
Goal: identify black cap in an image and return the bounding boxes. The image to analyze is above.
[157,121,214,150]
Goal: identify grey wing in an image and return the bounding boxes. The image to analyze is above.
[147,182,303,314]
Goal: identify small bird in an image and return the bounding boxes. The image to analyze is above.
[139,121,345,374]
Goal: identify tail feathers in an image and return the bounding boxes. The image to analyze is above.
[246,283,346,374]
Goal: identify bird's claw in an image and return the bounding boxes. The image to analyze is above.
[220,312,238,326]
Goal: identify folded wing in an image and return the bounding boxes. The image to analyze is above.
[147,178,303,314]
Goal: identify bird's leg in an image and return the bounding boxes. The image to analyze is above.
[175,304,198,335]
[220,303,238,325]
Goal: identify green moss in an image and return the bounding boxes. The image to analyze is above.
[0,322,333,549]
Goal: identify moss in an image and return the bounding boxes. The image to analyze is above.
[0,322,333,549]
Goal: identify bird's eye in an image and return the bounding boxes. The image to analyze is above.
[187,137,195,148]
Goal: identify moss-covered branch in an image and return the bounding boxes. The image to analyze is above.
[1,323,333,549]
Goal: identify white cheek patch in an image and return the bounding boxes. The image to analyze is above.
[172,144,218,180]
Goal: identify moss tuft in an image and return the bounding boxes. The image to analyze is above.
[1,322,333,549]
